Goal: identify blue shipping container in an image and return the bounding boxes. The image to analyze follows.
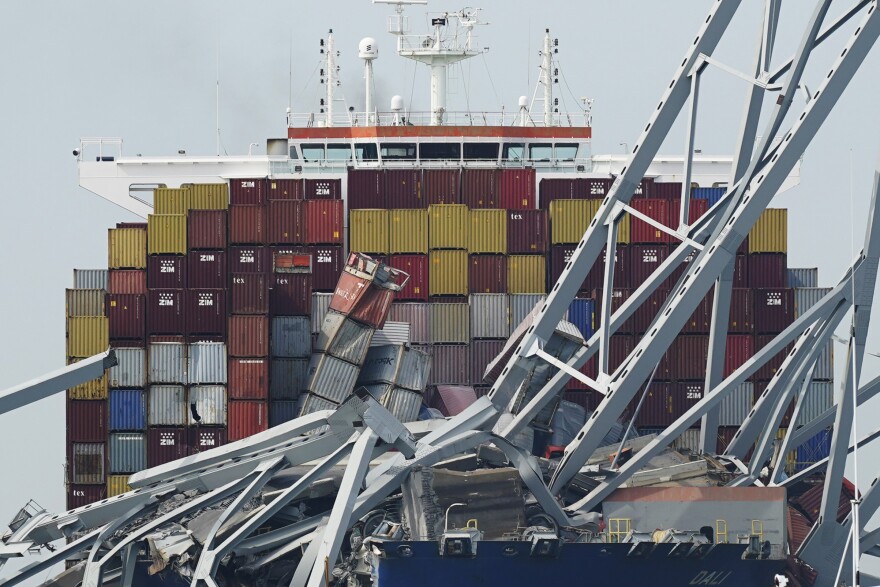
[566,298,595,339]
[691,187,727,207]
[795,429,832,471]
[269,401,300,427]
[109,389,146,431]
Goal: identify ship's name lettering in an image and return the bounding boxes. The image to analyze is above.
[689,570,732,585]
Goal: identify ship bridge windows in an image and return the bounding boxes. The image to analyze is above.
[502,143,525,162]
[463,143,499,161]
[355,143,379,162]
[419,142,461,161]
[528,143,553,161]
[301,144,325,162]
[555,143,579,162]
[326,144,352,161]
[380,143,417,160]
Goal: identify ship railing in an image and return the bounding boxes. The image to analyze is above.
[77,137,123,162]
[269,156,593,175]
[287,110,591,128]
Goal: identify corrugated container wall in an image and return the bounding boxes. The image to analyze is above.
[508,255,546,293]
[69,443,105,485]
[304,354,359,402]
[507,210,548,254]
[550,199,600,244]
[429,345,470,385]
[147,214,187,255]
[269,358,308,400]
[147,255,186,289]
[229,357,269,399]
[106,294,146,340]
[498,168,536,209]
[73,269,108,290]
[303,200,344,244]
[230,179,266,205]
[188,386,227,425]
[149,343,187,384]
[509,294,546,336]
[747,253,787,288]
[188,342,227,384]
[228,401,268,440]
[422,169,460,205]
[304,178,341,200]
[108,270,146,295]
[311,293,333,333]
[270,316,312,358]
[429,250,468,296]
[389,209,428,254]
[67,317,108,357]
[430,302,470,343]
[388,255,428,301]
[350,209,390,254]
[188,210,227,250]
[470,294,509,339]
[109,348,145,388]
[461,169,498,208]
[428,204,469,249]
[388,303,431,344]
[795,287,833,317]
[107,475,131,498]
[267,178,303,201]
[154,188,188,215]
[469,254,507,293]
[229,206,267,245]
[109,389,146,430]
[267,200,303,244]
[147,428,187,466]
[385,169,422,208]
[788,268,818,288]
[468,209,507,253]
[470,340,505,384]
[67,399,108,442]
[109,433,146,473]
[67,359,108,399]
[108,227,147,269]
[66,289,105,317]
[228,316,269,357]
[348,169,385,209]
[749,209,788,253]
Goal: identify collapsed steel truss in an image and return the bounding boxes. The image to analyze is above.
[3,1,880,585]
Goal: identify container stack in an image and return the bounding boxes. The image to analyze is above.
[356,344,432,422]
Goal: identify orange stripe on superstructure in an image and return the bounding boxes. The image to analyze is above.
[287,125,591,140]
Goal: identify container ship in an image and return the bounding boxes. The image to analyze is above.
[1,2,876,586]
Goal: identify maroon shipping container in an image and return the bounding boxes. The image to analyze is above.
[538,178,574,209]
[266,200,303,245]
[423,169,461,205]
[67,485,106,510]
[348,169,385,209]
[747,253,787,288]
[550,245,589,293]
[303,200,344,244]
[753,288,794,334]
[629,244,669,285]
[271,245,343,292]
[106,293,145,340]
[229,205,267,245]
[583,334,635,379]
[147,427,187,467]
[430,347,470,385]
[563,360,594,391]
[185,290,227,336]
[630,178,655,199]
[117,222,147,229]
[66,399,108,442]
[304,178,341,200]
[469,254,507,294]
[633,382,674,427]
[725,334,754,378]
[631,288,670,334]
[146,289,184,335]
[228,315,269,357]
[228,358,269,399]
[269,273,312,316]
[230,273,269,315]
[267,178,303,201]
[230,178,266,205]
[388,255,428,301]
[507,209,548,254]
[673,381,705,417]
[147,255,186,289]
[681,291,713,334]
[461,169,498,209]
[675,254,747,290]
[651,182,684,199]
[469,339,505,385]
[385,169,422,208]
[670,198,709,227]
[188,427,228,454]
[562,390,602,412]
[577,178,615,199]
[188,210,227,250]
[592,288,634,334]
[753,335,794,381]
[673,335,709,381]
[729,288,754,333]
[348,286,395,329]
[187,250,227,289]
[585,246,632,291]
[228,400,269,441]
[498,168,536,209]
[228,246,269,274]
[108,270,146,295]
[630,198,671,243]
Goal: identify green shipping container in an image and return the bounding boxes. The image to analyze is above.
[468,209,507,254]
[153,188,189,215]
[429,204,469,249]
[749,208,787,253]
[430,303,470,343]
[66,289,106,317]
[350,209,390,254]
[508,255,546,294]
[67,317,109,358]
[108,227,147,269]
[187,183,228,210]
[147,214,187,255]
[390,209,428,254]
[429,250,468,296]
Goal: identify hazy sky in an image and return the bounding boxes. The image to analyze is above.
[0,1,878,583]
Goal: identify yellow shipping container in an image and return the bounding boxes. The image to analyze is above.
[550,199,601,244]
[429,250,468,296]
[389,209,428,254]
[616,213,632,245]
[153,188,189,215]
[107,475,132,497]
[468,209,507,253]
[428,204,469,249]
[67,357,108,399]
[350,209,390,254]
[67,317,109,357]
[147,214,187,255]
[508,255,547,293]
[66,289,106,317]
[108,227,147,269]
[777,428,796,475]
[186,183,228,210]
[749,208,787,253]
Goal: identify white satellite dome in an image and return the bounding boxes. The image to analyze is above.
[518,96,528,108]
[358,37,378,60]
[390,95,404,112]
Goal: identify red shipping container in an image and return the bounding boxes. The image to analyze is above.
[498,168,536,209]
[229,246,269,274]
[385,169,422,208]
[630,198,671,243]
[146,289,184,335]
[329,270,372,315]
[187,250,227,289]
[538,178,575,209]
[348,286,395,329]
[550,245,589,293]
[188,210,227,250]
[576,178,614,199]
[185,290,227,336]
[562,389,602,412]
[682,291,713,334]
[507,209,548,254]
[592,288,635,334]
[461,169,499,209]
[229,205,267,245]
[66,399,108,442]
[303,200,343,244]
[230,273,268,315]
[348,169,385,209]
[729,288,754,333]
[388,255,428,301]
[585,246,632,291]
[267,200,303,245]
[633,382,674,427]
[147,427,187,467]
[188,427,228,454]
[423,169,461,205]
[630,178,655,199]
[228,358,270,399]
[106,293,145,340]
[674,381,705,418]
[147,255,187,289]
[563,361,594,391]
[629,244,669,285]
[631,288,670,334]
[304,178,341,200]
[267,178,303,201]
[108,270,146,295]
[230,178,266,205]
[752,335,794,381]
[669,198,709,227]
[583,334,635,379]
[753,288,794,334]
[228,315,269,357]
[672,335,709,381]
[67,485,106,510]
[469,339,505,385]
[747,253,787,288]
[269,273,313,315]
[228,400,269,441]
[651,181,684,199]
[725,334,753,377]
[469,254,507,294]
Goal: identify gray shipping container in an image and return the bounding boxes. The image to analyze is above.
[787,268,819,289]
[315,312,374,364]
[305,354,360,402]
[550,400,587,446]
[363,384,422,423]
[188,342,228,384]
[109,432,146,473]
[109,348,146,388]
[672,429,702,453]
[371,321,411,347]
[271,316,312,358]
[73,269,108,290]
[795,381,834,426]
[297,392,339,416]
[188,386,227,426]
[269,358,309,400]
[429,345,470,385]
[509,294,547,336]
[148,385,187,426]
[66,289,106,317]
[794,287,833,317]
[311,293,333,334]
[388,303,431,344]
[812,342,834,381]
[719,382,754,426]
[430,303,470,343]
[70,443,105,484]
[469,294,509,339]
[357,345,431,392]
[149,343,187,384]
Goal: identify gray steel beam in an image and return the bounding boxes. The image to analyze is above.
[770,366,818,484]
[780,428,880,488]
[0,528,103,587]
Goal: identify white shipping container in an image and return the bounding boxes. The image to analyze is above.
[371,322,411,347]
[73,269,108,290]
[787,268,818,289]
[794,287,833,317]
[188,386,227,426]
[148,385,186,426]
[719,383,754,426]
[509,294,546,336]
[795,381,834,426]
[149,343,187,384]
[388,303,431,344]
[188,342,227,384]
[363,384,422,423]
[315,312,374,364]
[304,354,359,403]
[109,348,146,388]
[469,294,509,339]
[311,293,333,334]
[430,303,470,344]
